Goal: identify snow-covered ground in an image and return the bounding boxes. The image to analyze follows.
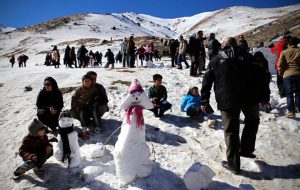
[0,4,300,190]
[0,55,299,189]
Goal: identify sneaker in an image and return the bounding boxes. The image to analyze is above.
[13,171,24,180]
[221,161,240,175]
[285,111,295,118]
[240,152,256,159]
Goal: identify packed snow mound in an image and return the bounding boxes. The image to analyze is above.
[82,165,104,182]
[80,143,106,159]
[183,162,216,190]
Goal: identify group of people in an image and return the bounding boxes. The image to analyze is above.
[270,32,300,118]
[13,71,109,179]
[12,31,300,180]
[120,36,165,68]
[10,54,29,68]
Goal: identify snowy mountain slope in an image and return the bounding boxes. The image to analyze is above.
[182,5,300,39]
[0,24,15,33]
[0,4,299,60]
[0,4,300,190]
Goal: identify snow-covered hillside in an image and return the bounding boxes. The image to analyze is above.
[0,4,300,190]
[0,24,15,33]
[0,4,299,61]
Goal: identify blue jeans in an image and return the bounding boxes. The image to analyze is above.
[177,54,189,68]
[128,55,135,68]
[284,75,300,112]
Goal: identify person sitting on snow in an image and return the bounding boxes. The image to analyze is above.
[148,74,172,117]
[36,77,63,135]
[180,87,205,119]
[13,119,53,180]
[70,75,97,140]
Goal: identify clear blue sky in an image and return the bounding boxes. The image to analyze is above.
[0,0,299,28]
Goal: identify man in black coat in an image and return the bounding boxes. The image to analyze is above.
[77,45,88,68]
[189,31,206,76]
[207,33,221,61]
[169,39,179,67]
[201,37,270,174]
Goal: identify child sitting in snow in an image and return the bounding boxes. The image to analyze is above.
[13,118,53,180]
[180,87,205,119]
[180,87,215,126]
[53,110,80,168]
[148,74,172,117]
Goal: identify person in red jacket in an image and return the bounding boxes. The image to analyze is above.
[271,33,290,97]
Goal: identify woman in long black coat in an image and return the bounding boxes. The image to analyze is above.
[36,77,63,134]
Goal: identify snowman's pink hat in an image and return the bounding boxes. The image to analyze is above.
[128,79,144,94]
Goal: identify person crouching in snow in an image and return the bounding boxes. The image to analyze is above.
[148,74,172,117]
[53,110,80,168]
[113,79,154,187]
[180,87,215,126]
[180,87,204,119]
[70,75,97,140]
[13,118,53,180]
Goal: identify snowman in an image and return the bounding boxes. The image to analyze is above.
[113,79,154,186]
[53,110,81,168]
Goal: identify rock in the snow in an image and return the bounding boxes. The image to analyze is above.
[183,162,216,190]
[82,166,104,182]
[24,85,32,91]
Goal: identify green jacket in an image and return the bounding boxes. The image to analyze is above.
[148,85,168,101]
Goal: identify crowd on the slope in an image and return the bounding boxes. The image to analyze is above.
[11,30,300,180]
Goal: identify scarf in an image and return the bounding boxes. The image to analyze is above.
[125,105,144,129]
[58,125,74,162]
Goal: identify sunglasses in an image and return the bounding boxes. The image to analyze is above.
[44,83,51,86]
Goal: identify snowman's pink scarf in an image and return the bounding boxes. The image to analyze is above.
[125,105,144,129]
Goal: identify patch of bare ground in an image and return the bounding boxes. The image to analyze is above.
[56,38,102,47]
[237,9,300,46]
[111,80,131,86]
[16,14,87,33]
[0,48,27,59]
[59,87,78,94]
[115,69,136,73]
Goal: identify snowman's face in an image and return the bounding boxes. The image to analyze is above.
[59,117,74,128]
[129,92,142,106]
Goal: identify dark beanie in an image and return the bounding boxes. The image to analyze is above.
[28,118,46,136]
[59,110,71,120]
